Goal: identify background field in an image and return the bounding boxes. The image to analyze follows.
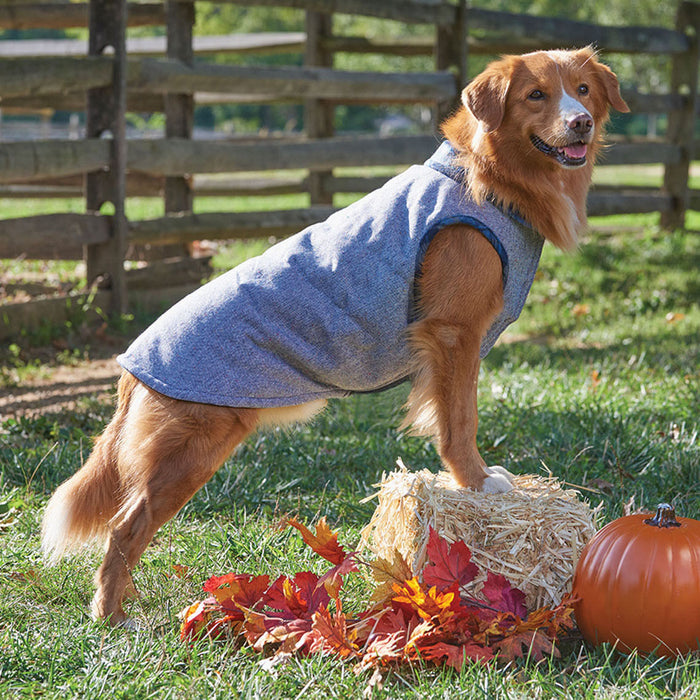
[1,196,699,696]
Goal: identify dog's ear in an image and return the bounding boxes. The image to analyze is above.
[595,61,630,113]
[462,60,515,132]
[575,46,630,114]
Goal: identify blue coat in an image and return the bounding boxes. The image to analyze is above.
[117,142,543,408]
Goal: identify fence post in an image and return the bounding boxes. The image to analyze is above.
[662,0,700,230]
[434,0,468,128]
[163,0,195,257]
[85,0,128,314]
[304,10,334,206]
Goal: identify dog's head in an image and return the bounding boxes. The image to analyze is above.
[443,48,629,249]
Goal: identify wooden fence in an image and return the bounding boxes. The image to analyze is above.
[1,0,699,338]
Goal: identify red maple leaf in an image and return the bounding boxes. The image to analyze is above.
[317,555,359,600]
[285,516,348,565]
[203,572,270,617]
[422,527,478,592]
[263,571,330,620]
[480,571,527,618]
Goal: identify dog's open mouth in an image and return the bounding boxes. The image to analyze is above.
[530,135,588,167]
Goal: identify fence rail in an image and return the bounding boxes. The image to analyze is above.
[1,0,699,339]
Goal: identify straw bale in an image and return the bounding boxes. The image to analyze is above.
[360,461,599,609]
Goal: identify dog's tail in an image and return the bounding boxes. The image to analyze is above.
[41,373,134,563]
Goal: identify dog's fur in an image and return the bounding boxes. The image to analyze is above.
[42,47,628,625]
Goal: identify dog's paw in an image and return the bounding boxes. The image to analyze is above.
[481,465,514,494]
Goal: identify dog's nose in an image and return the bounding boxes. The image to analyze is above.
[567,113,593,135]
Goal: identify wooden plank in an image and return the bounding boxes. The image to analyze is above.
[125,135,438,175]
[0,292,111,342]
[305,10,335,206]
[194,174,307,196]
[213,0,688,52]
[85,0,128,314]
[125,256,212,289]
[622,90,686,114]
[599,141,683,166]
[128,207,337,246]
[325,36,434,56]
[0,213,111,260]
[162,0,195,260]
[0,140,110,183]
[127,57,456,103]
[468,8,688,54]
[0,56,112,99]
[329,175,393,193]
[210,0,454,25]
[4,86,686,115]
[0,184,84,198]
[662,1,700,228]
[687,189,700,211]
[587,189,673,216]
[0,285,195,342]
[0,3,163,30]
[434,0,467,124]
[0,33,306,58]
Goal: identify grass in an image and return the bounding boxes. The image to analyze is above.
[1,208,700,695]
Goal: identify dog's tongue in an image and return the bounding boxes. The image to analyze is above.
[563,143,587,160]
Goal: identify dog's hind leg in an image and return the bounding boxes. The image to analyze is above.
[90,381,258,625]
[42,372,138,562]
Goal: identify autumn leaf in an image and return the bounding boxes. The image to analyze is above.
[263,571,330,620]
[285,516,348,565]
[171,564,190,579]
[179,601,211,640]
[392,577,458,622]
[416,640,494,668]
[493,628,556,662]
[359,608,415,668]
[317,554,359,600]
[422,527,478,592]
[367,549,412,606]
[203,572,270,617]
[308,607,360,659]
[480,571,527,618]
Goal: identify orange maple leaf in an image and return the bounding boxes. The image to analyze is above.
[286,516,348,565]
[308,607,360,659]
[392,577,457,622]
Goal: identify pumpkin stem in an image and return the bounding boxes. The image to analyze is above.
[643,503,681,528]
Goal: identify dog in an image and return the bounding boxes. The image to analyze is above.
[42,47,628,625]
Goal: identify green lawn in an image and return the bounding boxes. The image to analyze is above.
[1,207,699,696]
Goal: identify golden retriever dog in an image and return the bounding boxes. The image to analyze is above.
[43,47,628,625]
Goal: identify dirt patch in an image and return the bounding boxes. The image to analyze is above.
[0,357,121,422]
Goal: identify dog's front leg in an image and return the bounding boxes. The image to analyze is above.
[405,224,513,493]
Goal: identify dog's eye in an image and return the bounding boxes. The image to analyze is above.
[528,89,545,101]
[578,84,589,96]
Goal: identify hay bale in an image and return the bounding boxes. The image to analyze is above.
[360,461,600,610]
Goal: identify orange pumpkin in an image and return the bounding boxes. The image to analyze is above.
[572,503,700,656]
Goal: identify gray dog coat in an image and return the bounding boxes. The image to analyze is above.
[117,141,544,408]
